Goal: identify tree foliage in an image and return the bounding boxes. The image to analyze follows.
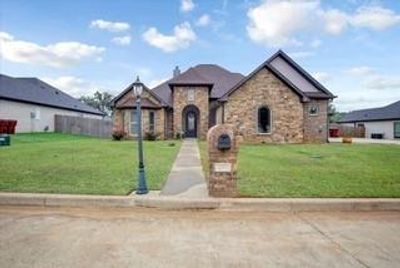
[328,102,343,123]
[80,91,113,116]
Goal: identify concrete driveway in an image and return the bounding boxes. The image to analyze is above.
[329,137,400,145]
[0,206,399,268]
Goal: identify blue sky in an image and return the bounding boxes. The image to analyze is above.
[1,0,400,112]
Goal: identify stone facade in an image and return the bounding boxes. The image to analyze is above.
[172,86,209,139]
[224,68,305,143]
[303,100,329,143]
[207,124,238,197]
[112,89,165,139]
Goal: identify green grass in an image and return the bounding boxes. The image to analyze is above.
[199,142,400,197]
[0,133,181,195]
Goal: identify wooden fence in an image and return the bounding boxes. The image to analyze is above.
[329,123,365,138]
[55,115,112,138]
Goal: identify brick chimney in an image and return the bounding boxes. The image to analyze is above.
[173,66,181,78]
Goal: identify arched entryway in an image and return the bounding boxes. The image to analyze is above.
[182,105,200,138]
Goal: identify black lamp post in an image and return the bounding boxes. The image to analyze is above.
[133,76,148,195]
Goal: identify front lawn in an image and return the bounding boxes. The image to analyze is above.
[199,142,400,197]
[0,133,181,195]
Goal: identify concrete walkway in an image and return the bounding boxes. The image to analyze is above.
[160,139,208,198]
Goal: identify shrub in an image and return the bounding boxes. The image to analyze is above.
[144,131,159,141]
[112,130,125,141]
[175,131,185,140]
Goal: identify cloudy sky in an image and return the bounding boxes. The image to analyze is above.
[1,0,400,112]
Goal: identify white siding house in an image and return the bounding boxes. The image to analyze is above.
[339,100,400,140]
[0,74,104,133]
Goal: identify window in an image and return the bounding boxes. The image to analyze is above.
[258,106,271,133]
[309,105,319,116]
[394,122,400,139]
[149,111,155,133]
[188,88,195,102]
[130,110,138,135]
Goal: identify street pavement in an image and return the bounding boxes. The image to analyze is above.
[0,206,399,267]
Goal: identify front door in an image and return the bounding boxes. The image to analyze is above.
[185,111,197,138]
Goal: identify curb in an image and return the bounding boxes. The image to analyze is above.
[0,193,136,208]
[1,193,400,212]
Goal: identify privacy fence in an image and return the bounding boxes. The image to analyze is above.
[329,123,365,138]
[55,115,112,138]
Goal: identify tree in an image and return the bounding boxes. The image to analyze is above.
[328,102,342,123]
[80,91,113,116]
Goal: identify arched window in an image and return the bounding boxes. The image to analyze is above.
[258,106,271,133]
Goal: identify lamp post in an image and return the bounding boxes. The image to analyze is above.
[133,76,148,195]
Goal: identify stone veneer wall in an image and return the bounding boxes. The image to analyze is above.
[303,100,329,143]
[224,67,304,143]
[112,89,165,139]
[172,86,209,139]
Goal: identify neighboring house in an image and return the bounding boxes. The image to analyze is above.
[111,50,336,143]
[0,74,104,133]
[339,100,400,139]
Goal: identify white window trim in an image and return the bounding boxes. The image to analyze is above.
[394,121,400,139]
[149,111,156,134]
[130,110,138,136]
[309,104,319,116]
[256,105,272,135]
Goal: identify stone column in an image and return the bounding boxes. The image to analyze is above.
[207,124,239,197]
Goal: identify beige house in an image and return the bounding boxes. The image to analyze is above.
[0,74,104,133]
[111,50,336,143]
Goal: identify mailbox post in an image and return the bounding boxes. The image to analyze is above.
[207,124,239,197]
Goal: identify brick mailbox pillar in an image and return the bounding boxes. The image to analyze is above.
[207,124,239,197]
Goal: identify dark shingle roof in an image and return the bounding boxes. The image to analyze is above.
[221,50,335,101]
[152,64,244,106]
[339,100,400,123]
[0,74,104,115]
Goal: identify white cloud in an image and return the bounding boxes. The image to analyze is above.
[364,75,400,90]
[345,66,375,76]
[246,1,400,47]
[111,35,131,45]
[312,72,330,83]
[322,9,348,35]
[351,6,400,30]
[142,22,196,53]
[90,19,130,32]
[196,14,211,27]
[0,32,105,68]
[181,0,195,13]
[247,0,318,47]
[41,76,98,97]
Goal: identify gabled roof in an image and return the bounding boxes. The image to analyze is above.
[115,95,161,109]
[152,64,244,106]
[339,100,400,123]
[220,50,336,102]
[110,80,167,108]
[0,74,104,115]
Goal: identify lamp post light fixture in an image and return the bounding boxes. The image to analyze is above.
[133,76,148,195]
